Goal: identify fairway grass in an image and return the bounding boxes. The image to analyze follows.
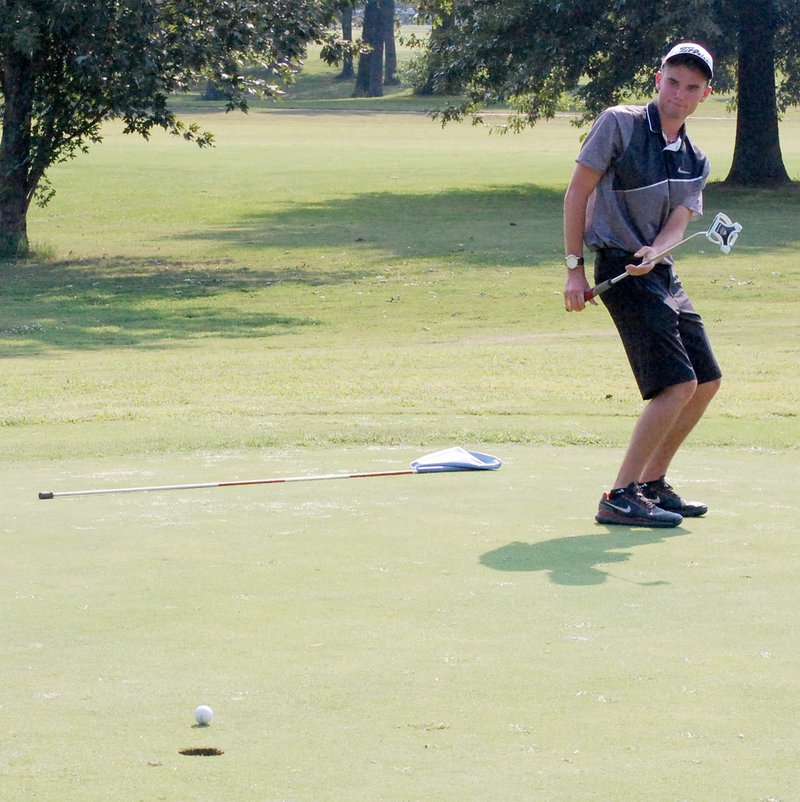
[2,63,800,801]
[5,108,800,459]
[3,445,800,801]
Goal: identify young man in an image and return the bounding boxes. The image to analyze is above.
[563,43,722,528]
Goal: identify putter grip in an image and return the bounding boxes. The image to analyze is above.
[584,279,611,300]
[586,267,636,300]
[38,491,54,500]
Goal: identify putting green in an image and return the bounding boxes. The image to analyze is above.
[2,444,798,800]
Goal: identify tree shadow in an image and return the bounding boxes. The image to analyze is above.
[2,184,563,355]
[479,527,688,586]
[175,184,564,268]
[0,257,344,356]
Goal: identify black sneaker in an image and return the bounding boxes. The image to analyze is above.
[596,483,683,528]
[640,476,707,518]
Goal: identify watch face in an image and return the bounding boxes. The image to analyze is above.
[566,255,579,269]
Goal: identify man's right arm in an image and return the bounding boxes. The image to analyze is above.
[563,162,602,312]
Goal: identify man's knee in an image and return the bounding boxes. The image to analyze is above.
[698,377,722,400]
[659,379,698,405]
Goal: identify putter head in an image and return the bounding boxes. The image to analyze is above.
[706,212,742,254]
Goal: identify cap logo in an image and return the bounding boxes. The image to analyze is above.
[678,46,705,60]
[663,42,713,78]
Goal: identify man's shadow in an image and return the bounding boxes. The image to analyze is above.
[479,527,687,586]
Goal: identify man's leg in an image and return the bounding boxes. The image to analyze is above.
[611,380,698,490]
[640,378,721,483]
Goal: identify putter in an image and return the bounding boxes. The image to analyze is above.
[584,212,743,300]
[37,446,501,499]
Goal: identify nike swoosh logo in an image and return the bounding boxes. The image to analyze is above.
[607,502,632,513]
[677,168,691,175]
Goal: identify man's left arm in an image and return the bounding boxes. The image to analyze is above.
[626,205,694,276]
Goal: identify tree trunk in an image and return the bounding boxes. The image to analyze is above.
[382,0,398,85]
[353,0,384,97]
[337,7,355,81]
[0,50,35,257]
[201,80,231,100]
[725,0,791,187]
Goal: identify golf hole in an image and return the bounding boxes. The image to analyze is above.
[179,747,224,757]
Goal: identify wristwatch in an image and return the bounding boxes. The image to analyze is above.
[565,254,585,270]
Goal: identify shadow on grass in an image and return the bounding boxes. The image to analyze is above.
[218,181,800,267]
[176,184,564,268]
[0,257,349,356]
[3,184,563,354]
[480,526,687,586]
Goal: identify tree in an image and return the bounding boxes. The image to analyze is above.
[352,0,397,97]
[0,0,343,258]
[726,0,790,185]
[417,0,800,188]
[404,4,461,96]
[383,0,398,85]
[336,1,356,80]
[353,1,382,96]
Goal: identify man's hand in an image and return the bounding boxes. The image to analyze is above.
[625,245,660,277]
[563,272,596,312]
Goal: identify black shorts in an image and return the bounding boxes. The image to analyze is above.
[595,249,722,400]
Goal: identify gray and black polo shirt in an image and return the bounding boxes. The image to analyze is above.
[577,101,709,260]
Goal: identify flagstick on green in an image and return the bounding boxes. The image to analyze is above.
[38,447,502,500]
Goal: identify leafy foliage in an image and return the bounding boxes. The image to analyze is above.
[0,0,343,254]
[415,0,799,185]
[413,0,799,121]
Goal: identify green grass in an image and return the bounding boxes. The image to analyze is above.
[5,105,800,461]
[2,56,800,802]
[4,445,800,801]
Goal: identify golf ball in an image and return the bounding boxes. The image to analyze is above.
[194,705,214,725]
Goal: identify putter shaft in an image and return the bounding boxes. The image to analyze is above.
[584,231,705,300]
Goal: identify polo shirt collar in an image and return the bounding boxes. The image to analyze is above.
[646,101,685,151]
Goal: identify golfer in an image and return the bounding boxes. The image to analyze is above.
[563,42,722,528]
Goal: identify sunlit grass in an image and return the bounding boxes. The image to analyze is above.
[5,71,798,463]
